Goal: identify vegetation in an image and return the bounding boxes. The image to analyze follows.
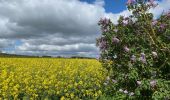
[0,58,107,99]
[1,0,170,100]
[97,0,170,99]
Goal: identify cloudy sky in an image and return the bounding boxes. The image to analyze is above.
[0,0,169,57]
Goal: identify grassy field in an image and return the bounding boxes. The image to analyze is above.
[0,58,107,99]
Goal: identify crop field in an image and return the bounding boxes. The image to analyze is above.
[0,58,107,100]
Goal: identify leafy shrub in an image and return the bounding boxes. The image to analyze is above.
[97,0,170,99]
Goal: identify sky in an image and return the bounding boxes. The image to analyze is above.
[0,0,169,57]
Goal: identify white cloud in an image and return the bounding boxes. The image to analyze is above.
[0,0,169,57]
[105,10,131,24]
[150,0,170,18]
[94,0,105,7]
[0,39,15,48]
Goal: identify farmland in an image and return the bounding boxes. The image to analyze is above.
[0,58,107,99]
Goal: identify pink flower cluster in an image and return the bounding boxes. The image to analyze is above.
[98,18,111,33]
[139,53,146,64]
[119,89,134,96]
[126,0,136,5]
[136,80,157,88]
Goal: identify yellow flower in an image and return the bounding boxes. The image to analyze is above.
[60,96,65,100]
[0,58,107,99]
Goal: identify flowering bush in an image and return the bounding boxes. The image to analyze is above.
[97,0,170,99]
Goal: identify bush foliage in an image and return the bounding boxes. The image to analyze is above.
[97,0,170,99]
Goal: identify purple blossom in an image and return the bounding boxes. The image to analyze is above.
[112,79,117,83]
[149,0,157,8]
[99,41,107,50]
[98,18,110,26]
[112,37,120,44]
[149,0,154,4]
[130,55,136,62]
[98,37,107,51]
[96,56,100,60]
[152,51,158,58]
[137,81,141,85]
[141,53,145,57]
[124,46,130,52]
[150,80,157,87]
[103,18,110,25]
[127,0,136,5]
[160,24,166,29]
[152,20,158,26]
[140,57,146,63]
[124,90,128,94]
[140,53,146,64]
[166,11,170,17]
[98,18,111,33]
[123,20,128,26]
[124,17,129,20]
[102,28,109,33]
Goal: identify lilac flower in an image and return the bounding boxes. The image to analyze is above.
[112,79,117,83]
[129,92,134,96]
[124,17,129,20]
[140,57,146,63]
[150,80,157,87]
[152,20,158,26]
[101,23,110,32]
[166,12,170,17]
[103,18,110,25]
[123,20,128,26]
[98,37,107,51]
[160,24,166,29]
[96,56,100,60]
[98,18,111,33]
[149,0,154,4]
[124,46,130,52]
[152,51,158,58]
[149,0,157,8]
[124,90,128,94]
[99,40,107,50]
[130,55,136,62]
[137,81,141,85]
[141,53,145,57]
[119,89,123,92]
[140,53,146,64]
[112,37,120,44]
[165,10,170,17]
[102,28,109,33]
[127,0,136,5]
[98,18,110,26]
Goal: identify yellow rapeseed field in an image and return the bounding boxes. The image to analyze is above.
[0,58,107,100]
